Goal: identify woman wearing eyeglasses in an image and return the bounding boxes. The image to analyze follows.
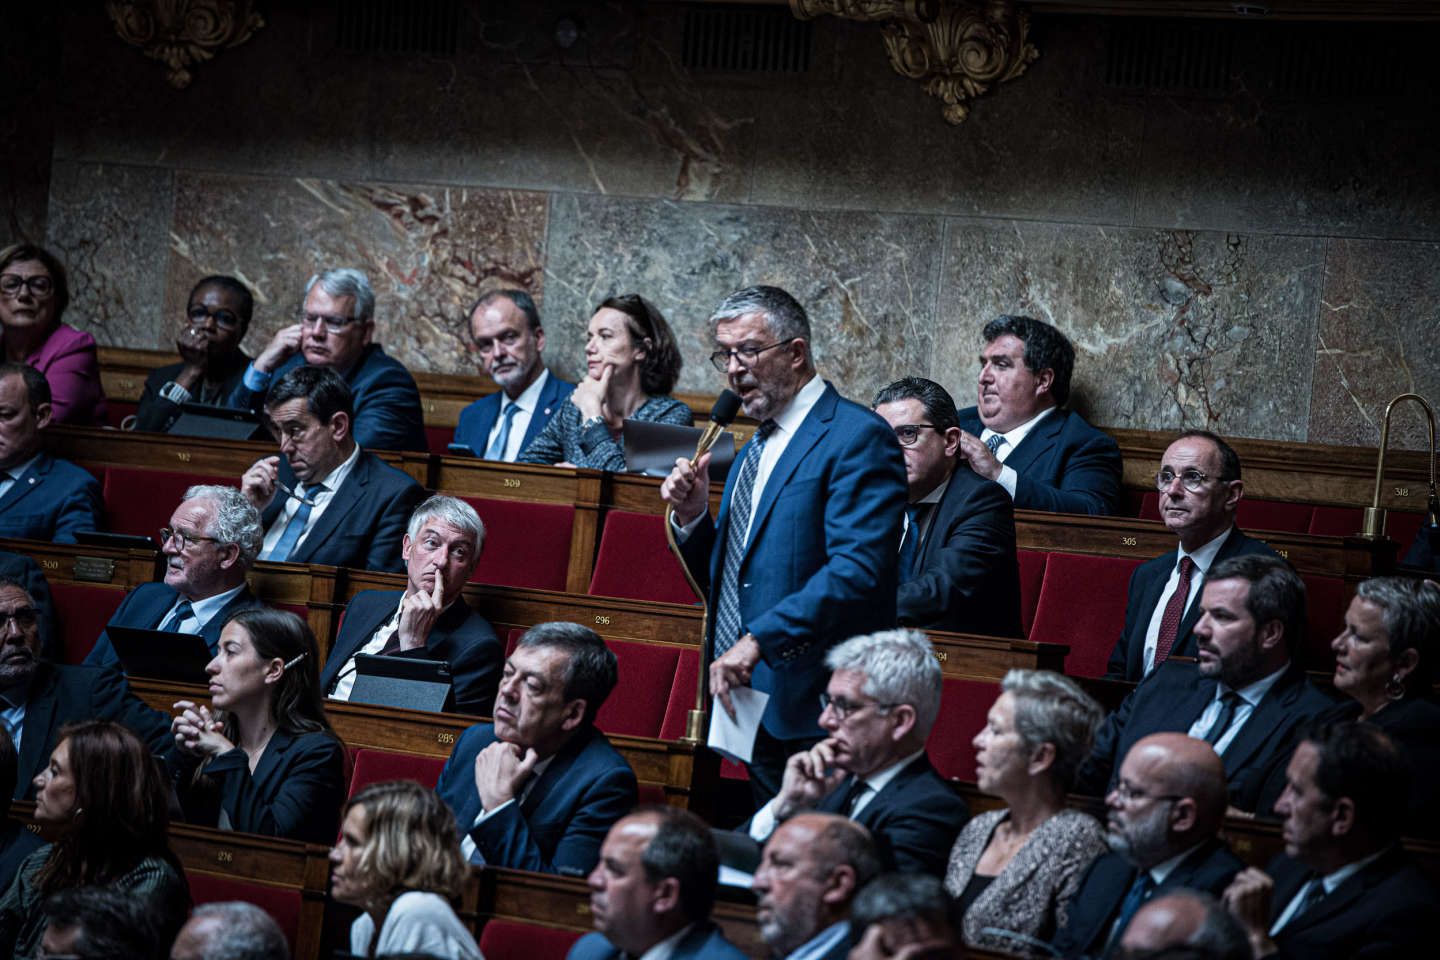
[0,244,107,425]
[517,294,691,470]
[169,607,346,845]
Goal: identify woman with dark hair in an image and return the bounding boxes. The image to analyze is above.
[170,607,346,845]
[0,243,106,424]
[0,721,188,958]
[518,293,691,470]
[330,780,482,959]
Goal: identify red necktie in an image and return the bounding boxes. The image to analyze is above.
[1153,556,1195,667]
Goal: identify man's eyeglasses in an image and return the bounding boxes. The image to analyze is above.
[1111,780,1185,806]
[301,313,362,335]
[187,304,242,330]
[0,274,53,298]
[892,424,939,447]
[1155,468,1217,493]
[709,339,794,372]
[0,607,39,631]
[819,692,895,721]
[159,527,220,551]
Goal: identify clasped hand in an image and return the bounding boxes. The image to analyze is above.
[473,740,540,812]
[171,700,234,759]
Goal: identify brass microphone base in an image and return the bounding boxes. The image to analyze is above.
[681,708,707,745]
[1359,506,1387,540]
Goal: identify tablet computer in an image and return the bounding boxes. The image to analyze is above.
[350,653,453,713]
[107,625,213,683]
[623,421,736,480]
[168,402,266,441]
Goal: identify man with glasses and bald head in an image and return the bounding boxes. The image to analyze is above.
[226,267,426,452]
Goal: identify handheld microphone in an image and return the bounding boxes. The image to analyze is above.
[692,389,742,462]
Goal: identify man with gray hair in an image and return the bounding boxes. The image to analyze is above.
[170,901,290,960]
[743,629,967,875]
[752,813,881,960]
[661,285,906,801]
[227,267,426,452]
[1117,891,1250,960]
[321,494,502,714]
[86,484,266,669]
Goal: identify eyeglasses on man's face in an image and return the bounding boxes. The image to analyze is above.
[819,692,895,721]
[891,424,940,447]
[1110,779,1184,806]
[0,607,38,631]
[1155,468,1218,493]
[159,526,220,551]
[187,304,241,330]
[709,339,794,372]
[0,274,53,298]
[300,312,362,335]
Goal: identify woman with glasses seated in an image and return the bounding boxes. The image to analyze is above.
[169,608,346,845]
[944,671,1107,956]
[0,244,106,425]
[518,294,691,471]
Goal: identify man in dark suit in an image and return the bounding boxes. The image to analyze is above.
[0,551,57,662]
[661,286,906,801]
[455,289,575,461]
[436,622,637,876]
[954,315,1121,516]
[86,484,266,669]
[570,806,749,960]
[0,362,101,544]
[241,365,424,573]
[134,275,254,433]
[1055,733,1243,958]
[1108,431,1280,681]
[1222,721,1439,959]
[227,267,426,452]
[0,578,170,799]
[323,494,501,715]
[1077,554,1333,811]
[752,813,880,960]
[873,377,1021,637]
[744,629,966,876]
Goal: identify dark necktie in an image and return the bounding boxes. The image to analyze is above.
[263,484,316,562]
[898,506,921,581]
[1201,690,1245,747]
[713,420,776,658]
[486,402,519,460]
[1106,871,1155,950]
[1153,556,1196,668]
[160,600,195,633]
[985,433,1006,456]
[839,777,870,817]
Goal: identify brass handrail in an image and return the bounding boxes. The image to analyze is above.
[1360,393,1439,539]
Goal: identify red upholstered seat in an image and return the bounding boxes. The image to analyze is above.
[1308,505,1365,537]
[187,874,301,952]
[588,511,699,605]
[1298,574,1348,672]
[1387,511,1426,555]
[50,583,127,664]
[1235,499,1314,534]
[660,648,701,741]
[425,424,454,456]
[1017,551,1048,636]
[478,920,583,960]
[1120,488,1151,518]
[505,627,525,656]
[1028,552,1143,678]
[595,640,682,739]
[105,400,137,429]
[102,467,236,538]
[1138,492,1161,521]
[347,748,445,798]
[927,678,999,782]
[460,497,574,591]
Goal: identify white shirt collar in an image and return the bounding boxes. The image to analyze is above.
[1179,526,1233,572]
[637,922,696,960]
[1148,840,1209,886]
[856,748,926,795]
[786,922,850,960]
[1224,661,1289,708]
[187,583,247,628]
[980,404,1056,447]
[311,442,362,493]
[770,374,826,437]
[508,368,551,414]
[1322,846,1388,893]
[0,452,41,482]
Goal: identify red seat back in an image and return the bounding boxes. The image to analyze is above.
[425,424,454,457]
[1017,551,1048,636]
[1386,511,1426,555]
[1235,498,1314,534]
[927,678,999,782]
[661,649,701,741]
[1297,575,1349,672]
[102,467,236,538]
[1138,492,1161,521]
[478,920,583,960]
[462,497,574,591]
[1028,553,1142,678]
[588,511,698,605]
[595,640,682,739]
[505,627,525,656]
[347,749,445,798]
[106,400,138,430]
[187,874,301,952]
[51,583,127,664]
[1308,505,1364,537]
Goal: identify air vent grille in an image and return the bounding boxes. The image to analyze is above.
[337,0,461,57]
[682,5,813,73]
[1104,20,1236,95]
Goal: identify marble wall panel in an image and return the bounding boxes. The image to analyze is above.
[1308,238,1440,451]
[162,173,548,374]
[542,193,943,401]
[44,161,174,349]
[934,219,1325,441]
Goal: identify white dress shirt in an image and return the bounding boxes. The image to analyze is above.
[747,748,926,841]
[328,598,405,702]
[980,406,1056,499]
[486,369,553,462]
[637,923,697,960]
[1270,847,1387,935]
[260,443,361,557]
[1141,527,1234,675]
[0,452,41,500]
[1185,663,1288,755]
[159,583,248,639]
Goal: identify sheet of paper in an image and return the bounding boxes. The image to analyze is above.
[718,864,755,888]
[706,687,770,765]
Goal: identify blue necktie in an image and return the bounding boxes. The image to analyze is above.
[713,420,776,658]
[985,433,1006,456]
[485,403,519,460]
[1202,690,1244,747]
[263,485,314,562]
[1106,871,1155,950]
[898,506,921,582]
[160,600,195,633]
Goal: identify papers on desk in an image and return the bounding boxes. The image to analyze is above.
[706,687,769,764]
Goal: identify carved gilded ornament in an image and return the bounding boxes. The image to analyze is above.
[791,0,1038,125]
[106,0,265,90]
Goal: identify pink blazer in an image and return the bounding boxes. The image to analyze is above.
[19,322,108,425]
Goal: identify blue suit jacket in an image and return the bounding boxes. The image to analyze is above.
[816,754,968,877]
[568,923,749,960]
[84,581,266,671]
[436,722,637,876]
[172,729,346,845]
[260,451,424,573]
[680,382,907,739]
[322,589,502,716]
[957,406,1122,515]
[1076,660,1334,811]
[228,344,427,453]
[0,453,102,544]
[1105,528,1280,681]
[454,372,576,459]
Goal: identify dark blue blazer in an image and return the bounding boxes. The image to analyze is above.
[261,451,424,573]
[133,353,250,434]
[11,662,172,800]
[1266,847,1439,960]
[454,372,576,460]
[0,453,102,545]
[957,406,1122,516]
[228,344,427,453]
[1052,839,1246,958]
[1076,660,1333,811]
[0,550,59,662]
[815,754,968,877]
[679,383,907,739]
[84,581,265,671]
[172,729,346,845]
[323,589,502,716]
[567,923,749,960]
[436,722,636,876]
[0,821,43,893]
[1105,528,1280,681]
[898,469,1022,638]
